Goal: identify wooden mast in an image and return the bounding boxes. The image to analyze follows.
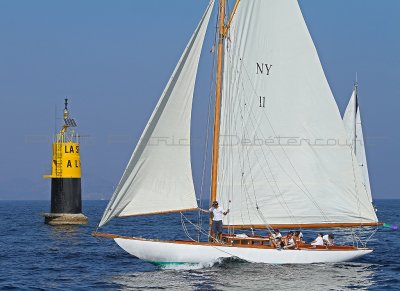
[210,1,240,231]
[210,0,226,207]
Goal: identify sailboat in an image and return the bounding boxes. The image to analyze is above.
[343,83,373,202]
[94,0,381,264]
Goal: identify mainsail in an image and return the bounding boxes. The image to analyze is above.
[99,1,214,227]
[343,86,372,202]
[217,0,378,227]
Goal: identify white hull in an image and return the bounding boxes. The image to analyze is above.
[115,237,372,265]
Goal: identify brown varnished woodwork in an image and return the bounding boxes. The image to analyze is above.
[93,232,364,251]
[224,0,240,36]
[210,0,226,209]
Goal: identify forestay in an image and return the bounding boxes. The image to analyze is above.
[217,0,377,227]
[99,1,214,227]
[343,87,372,202]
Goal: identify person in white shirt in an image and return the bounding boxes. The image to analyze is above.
[270,229,283,248]
[323,234,335,246]
[311,233,324,246]
[209,201,229,242]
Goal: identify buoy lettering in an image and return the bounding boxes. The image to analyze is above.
[76,146,79,154]
[67,160,72,168]
[75,160,79,167]
[64,145,75,153]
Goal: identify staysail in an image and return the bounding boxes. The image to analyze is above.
[217,0,377,227]
[99,1,214,227]
[343,86,372,202]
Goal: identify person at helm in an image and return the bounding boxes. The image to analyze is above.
[209,201,229,242]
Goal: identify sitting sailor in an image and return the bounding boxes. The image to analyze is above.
[294,230,304,243]
[270,229,283,248]
[323,233,335,246]
[284,231,296,249]
[311,233,324,246]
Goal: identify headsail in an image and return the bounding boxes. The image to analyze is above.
[99,1,214,227]
[343,86,372,202]
[217,0,378,228]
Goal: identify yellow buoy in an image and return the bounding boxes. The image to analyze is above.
[43,99,88,225]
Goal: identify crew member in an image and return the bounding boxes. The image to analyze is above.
[209,201,229,242]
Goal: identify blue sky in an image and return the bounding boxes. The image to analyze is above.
[0,0,399,200]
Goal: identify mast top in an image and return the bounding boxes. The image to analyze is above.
[354,72,358,89]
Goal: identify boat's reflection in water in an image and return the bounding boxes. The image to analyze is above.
[109,260,377,290]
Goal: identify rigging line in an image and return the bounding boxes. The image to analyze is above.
[227,50,297,222]
[231,84,277,236]
[254,206,276,235]
[181,212,231,246]
[236,79,289,209]
[197,8,220,241]
[182,213,210,238]
[235,84,257,229]
[225,40,240,232]
[351,228,362,248]
[236,91,298,226]
[346,139,375,218]
[219,120,232,228]
[229,68,236,224]
[231,53,299,225]
[228,39,235,231]
[181,213,197,242]
[218,41,237,231]
[238,58,331,223]
[233,76,253,228]
[222,44,254,229]
[222,66,252,229]
[229,81,278,237]
[363,226,378,247]
[236,80,259,205]
[223,46,290,230]
[341,120,375,216]
[224,51,232,233]
[349,146,363,226]
[238,97,264,225]
[355,114,375,205]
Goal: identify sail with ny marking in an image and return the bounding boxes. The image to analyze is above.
[217,0,377,228]
[99,1,214,227]
[343,86,372,202]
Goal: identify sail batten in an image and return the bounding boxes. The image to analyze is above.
[99,1,214,227]
[217,0,378,227]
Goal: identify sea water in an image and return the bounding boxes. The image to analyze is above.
[1,200,399,290]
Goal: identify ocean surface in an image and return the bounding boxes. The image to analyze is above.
[1,199,399,290]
